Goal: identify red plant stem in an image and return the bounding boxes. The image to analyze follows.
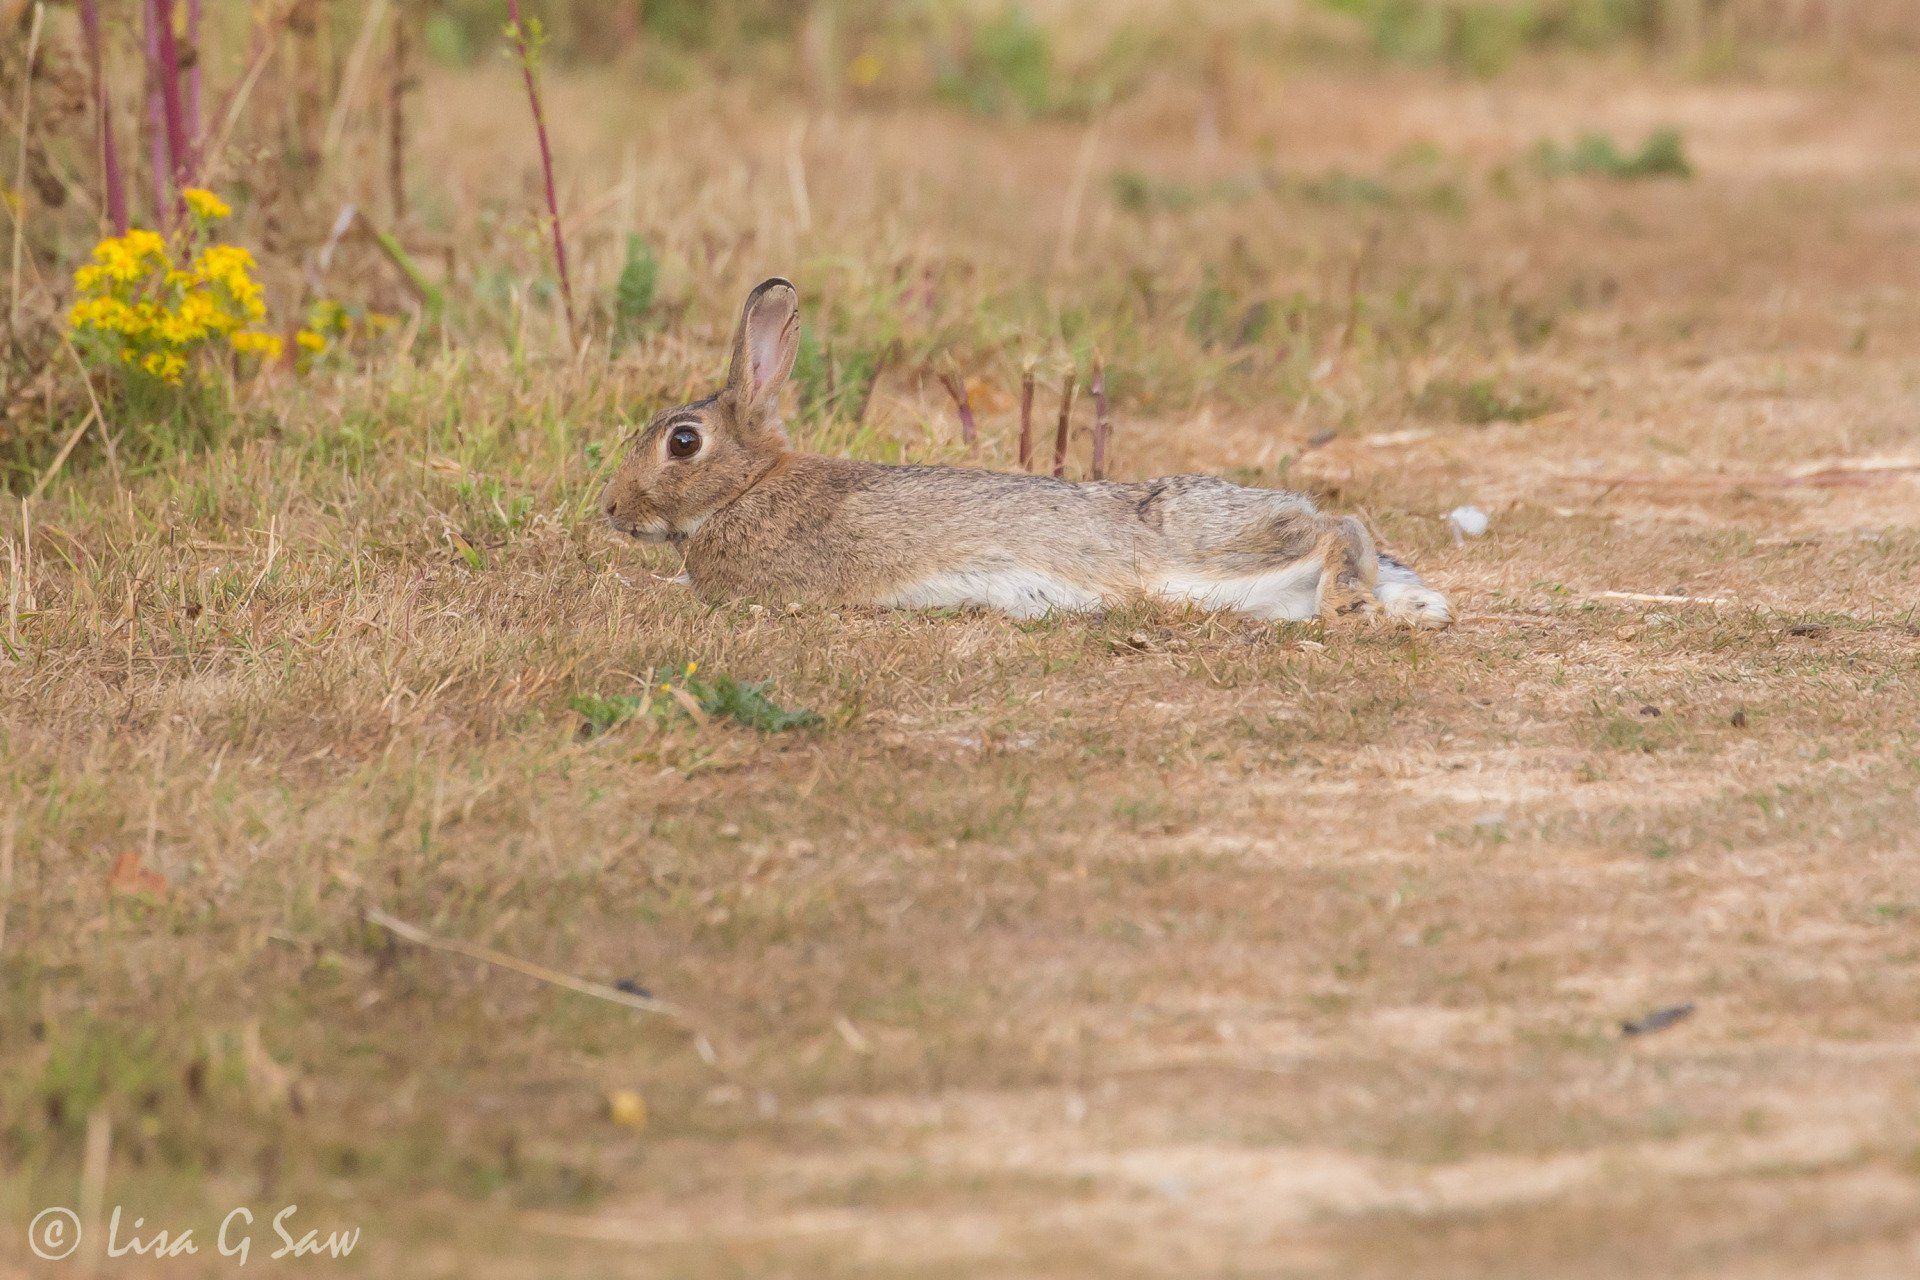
[1090,361,1110,481]
[79,0,128,235]
[1017,363,1034,471]
[937,369,977,449]
[185,0,203,170]
[505,2,577,336]
[142,0,169,222]
[1052,370,1076,480]
[148,0,191,214]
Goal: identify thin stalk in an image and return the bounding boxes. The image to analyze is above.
[1052,368,1076,480]
[200,3,289,186]
[149,0,192,207]
[8,2,45,332]
[1090,361,1110,481]
[322,0,389,158]
[388,7,409,221]
[79,0,128,235]
[142,0,168,221]
[505,2,577,338]
[1017,359,1035,471]
[185,0,202,169]
[936,367,977,451]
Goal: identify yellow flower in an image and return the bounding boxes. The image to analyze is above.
[181,188,231,221]
[139,350,186,384]
[230,330,284,361]
[68,296,119,333]
[179,289,236,335]
[70,221,291,386]
[294,329,326,353]
[91,228,168,283]
[846,51,883,88]
[194,244,264,315]
[121,228,165,259]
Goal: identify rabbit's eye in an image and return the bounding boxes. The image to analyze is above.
[667,426,702,460]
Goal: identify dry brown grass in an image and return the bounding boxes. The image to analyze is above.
[3,17,1920,1279]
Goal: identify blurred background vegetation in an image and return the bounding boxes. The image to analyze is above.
[2,0,1916,482]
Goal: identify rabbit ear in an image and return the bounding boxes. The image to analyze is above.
[726,277,800,418]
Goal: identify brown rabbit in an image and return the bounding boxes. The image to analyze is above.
[604,278,1451,627]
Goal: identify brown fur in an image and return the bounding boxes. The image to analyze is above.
[604,279,1446,625]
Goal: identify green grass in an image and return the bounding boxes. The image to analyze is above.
[1535,127,1694,180]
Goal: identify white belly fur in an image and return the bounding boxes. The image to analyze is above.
[881,566,1107,619]
[882,557,1331,622]
[1152,558,1324,621]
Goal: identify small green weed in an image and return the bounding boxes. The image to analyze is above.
[1535,128,1692,180]
[938,6,1053,119]
[612,234,660,349]
[1413,376,1555,424]
[1313,0,1668,76]
[570,691,643,735]
[572,665,822,737]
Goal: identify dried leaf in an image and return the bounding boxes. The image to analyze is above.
[107,851,168,897]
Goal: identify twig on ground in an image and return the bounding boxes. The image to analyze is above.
[936,365,977,451]
[1579,458,1920,495]
[1622,1002,1694,1036]
[29,406,96,503]
[1090,360,1111,480]
[505,2,577,338]
[1596,590,1729,607]
[1017,358,1035,471]
[1787,456,1920,479]
[365,907,713,1061]
[63,331,119,486]
[1052,367,1077,479]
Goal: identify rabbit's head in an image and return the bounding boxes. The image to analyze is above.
[603,278,800,544]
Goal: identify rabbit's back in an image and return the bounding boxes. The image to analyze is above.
[686,457,1161,606]
[684,457,1354,613]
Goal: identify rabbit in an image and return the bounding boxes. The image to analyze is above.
[603,278,1452,628]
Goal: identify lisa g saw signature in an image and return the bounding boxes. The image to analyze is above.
[28,1205,359,1265]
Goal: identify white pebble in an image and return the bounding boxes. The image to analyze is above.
[1446,505,1491,538]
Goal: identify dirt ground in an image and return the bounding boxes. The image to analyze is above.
[3,27,1919,1280]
